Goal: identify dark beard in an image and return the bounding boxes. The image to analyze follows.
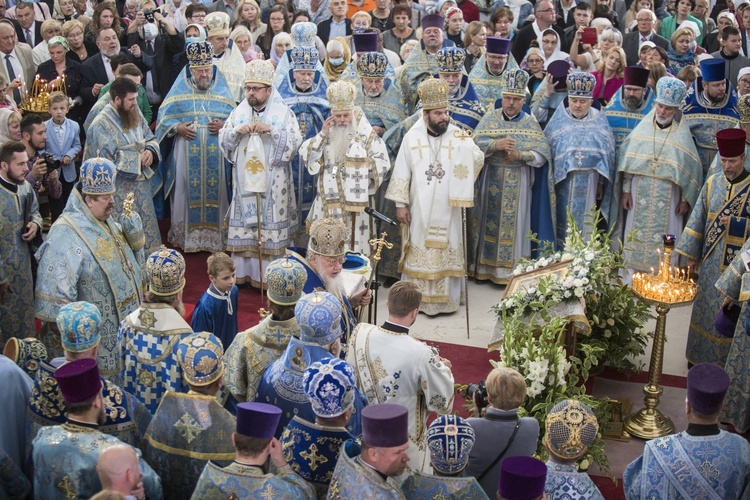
[116,104,140,131]
[625,96,641,109]
[428,119,449,135]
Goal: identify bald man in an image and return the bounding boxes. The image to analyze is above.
[96,444,144,499]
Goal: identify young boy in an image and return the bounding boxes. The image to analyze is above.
[44,91,82,216]
[191,252,239,350]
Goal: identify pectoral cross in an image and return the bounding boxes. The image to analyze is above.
[574,149,585,168]
[425,162,445,184]
[411,139,430,160]
[368,232,393,263]
[651,159,659,173]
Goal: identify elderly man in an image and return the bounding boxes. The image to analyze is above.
[143,332,236,500]
[277,45,330,223]
[84,77,162,255]
[35,156,143,381]
[32,359,162,500]
[204,12,244,101]
[604,66,656,151]
[613,77,702,280]
[397,13,454,114]
[280,357,359,497]
[385,78,483,315]
[471,69,553,284]
[622,9,670,66]
[118,247,194,413]
[469,37,519,112]
[624,363,750,498]
[329,403,411,497]
[156,41,236,253]
[31,19,62,66]
[354,51,405,136]
[0,19,34,105]
[677,128,750,367]
[27,302,151,463]
[255,291,367,437]
[401,415,487,498]
[286,217,371,340]
[348,280,455,472]
[192,402,315,498]
[0,140,40,341]
[683,58,740,174]
[299,80,390,254]
[221,60,302,286]
[546,72,616,246]
[224,257,307,403]
[272,22,329,90]
[339,31,398,86]
[96,445,144,499]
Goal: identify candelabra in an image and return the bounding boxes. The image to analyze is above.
[625,234,697,439]
[19,74,67,118]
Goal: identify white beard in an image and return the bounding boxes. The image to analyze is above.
[329,123,357,165]
[320,271,347,303]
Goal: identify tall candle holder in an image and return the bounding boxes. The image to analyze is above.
[19,74,67,119]
[625,234,697,439]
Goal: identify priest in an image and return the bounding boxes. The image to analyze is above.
[385,77,483,315]
[604,66,655,152]
[468,37,519,112]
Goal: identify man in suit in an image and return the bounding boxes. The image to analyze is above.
[80,27,151,110]
[12,2,44,48]
[318,0,352,46]
[622,9,669,66]
[511,0,565,63]
[0,20,36,104]
[206,0,236,18]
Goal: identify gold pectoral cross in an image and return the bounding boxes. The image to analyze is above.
[368,232,393,263]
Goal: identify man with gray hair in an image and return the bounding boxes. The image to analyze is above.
[622,9,669,66]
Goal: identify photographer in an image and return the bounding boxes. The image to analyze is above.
[22,114,61,225]
[126,1,184,122]
[465,366,540,498]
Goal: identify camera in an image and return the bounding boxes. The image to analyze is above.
[143,8,155,23]
[465,380,488,412]
[40,153,60,171]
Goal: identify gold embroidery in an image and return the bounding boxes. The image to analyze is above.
[453,163,469,180]
[300,443,329,471]
[138,309,156,328]
[174,412,203,443]
[371,356,388,384]
[137,368,156,387]
[57,475,77,499]
[258,484,278,500]
[93,236,116,261]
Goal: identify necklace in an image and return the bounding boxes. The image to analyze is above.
[425,133,445,184]
[651,117,673,173]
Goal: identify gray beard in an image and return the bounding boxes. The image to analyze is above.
[655,115,673,126]
[329,123,356,165]
[320,271,347,301]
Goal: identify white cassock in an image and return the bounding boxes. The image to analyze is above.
[215,44,246,102]
[385,117,484,315]
[299,107,391,254]
[220,91,302,285]
[347,322,455,472]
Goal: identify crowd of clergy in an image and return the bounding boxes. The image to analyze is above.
[3,0,750,496]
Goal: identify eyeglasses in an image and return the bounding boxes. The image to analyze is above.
[538,8,555,12]
[321,256,346,266]
[190,14,206,19]
[636,17,653,21]
[244,85,269,92]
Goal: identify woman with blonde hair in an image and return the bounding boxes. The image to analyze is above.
[233,0,265,43]
[570,25,621,71]
[230,26,259,62]
[396,39,419,73]
[647,60,668,90]
[0,109,22,145]
[593,46,626,104]
[463,20,487,72]
[667,26,696,75]
[323,37,351,82]
[269,31,292,67]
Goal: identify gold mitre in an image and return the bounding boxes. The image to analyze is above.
[244,60,274,86]
[739,94,750,124]
[308,218,348,257]
[205,12,230,37]
[418,77,450,110]
[326,81,356,112]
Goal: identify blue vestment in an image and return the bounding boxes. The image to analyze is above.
[26,359,151,467]
[355,78,406,131]
[191,284,239,351]
[0,356,32,473]
[155,66,236,253]
[191,460,315,499]
[328,441,406,499]
[397,40,456,114]
[467,54,522,113]
[682,78,740,174]
[143,391,236,500]
[0,179,41,341]
[32,421,162,500]
[0,448,29,500]
[255,337,367,438]
[279,416,355,497]
[276,70,330,222]
[544,462,604,499]
[545,106,616,246]
[35,190,143,380]
[604,86,655,151]
[401,471,488,499]
[623,430,750,499]
[676,172,750,366]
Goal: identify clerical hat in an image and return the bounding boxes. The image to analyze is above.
[699,58,725,83]
[739,94,750,124]
[716,128,746,158]
[176,331,224,386]
[3,337,47,378]
[57,301,102,353]
[295,292,342,345]
[623,66,649,88]
[304,357,357,418]
[266,256,307,306]
[545,399,599,460]
[427,415,475,474]
[55,358,102,404]
[353,32,378,53]
[687,363,730,415]
[547,60,570,92]
[421,13,444,30]
[236,402,282,438]
[361,403,409,447]
[486,36,511,55]
[497,456,547,500]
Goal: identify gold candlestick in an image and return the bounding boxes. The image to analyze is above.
[626,234,696,439]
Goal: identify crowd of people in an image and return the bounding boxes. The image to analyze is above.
[2,0,750,497]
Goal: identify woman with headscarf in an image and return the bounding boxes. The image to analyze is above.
[667,26,697,75]
[177,23,206,70]
[521,47,546,94]
[54,0,87,23]
[539,28,570,68]
[230,26,260,62]
[269,32,292,67]
[36,36,85,122]
[161,0,188,33]
[0,109,22,146]
[323,37,351,82]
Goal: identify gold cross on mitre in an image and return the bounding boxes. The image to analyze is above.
[453,128,472,140]
[368,232,393,263]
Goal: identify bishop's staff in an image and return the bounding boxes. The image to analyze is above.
[358,231,393,323]
[454,128,472,340]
